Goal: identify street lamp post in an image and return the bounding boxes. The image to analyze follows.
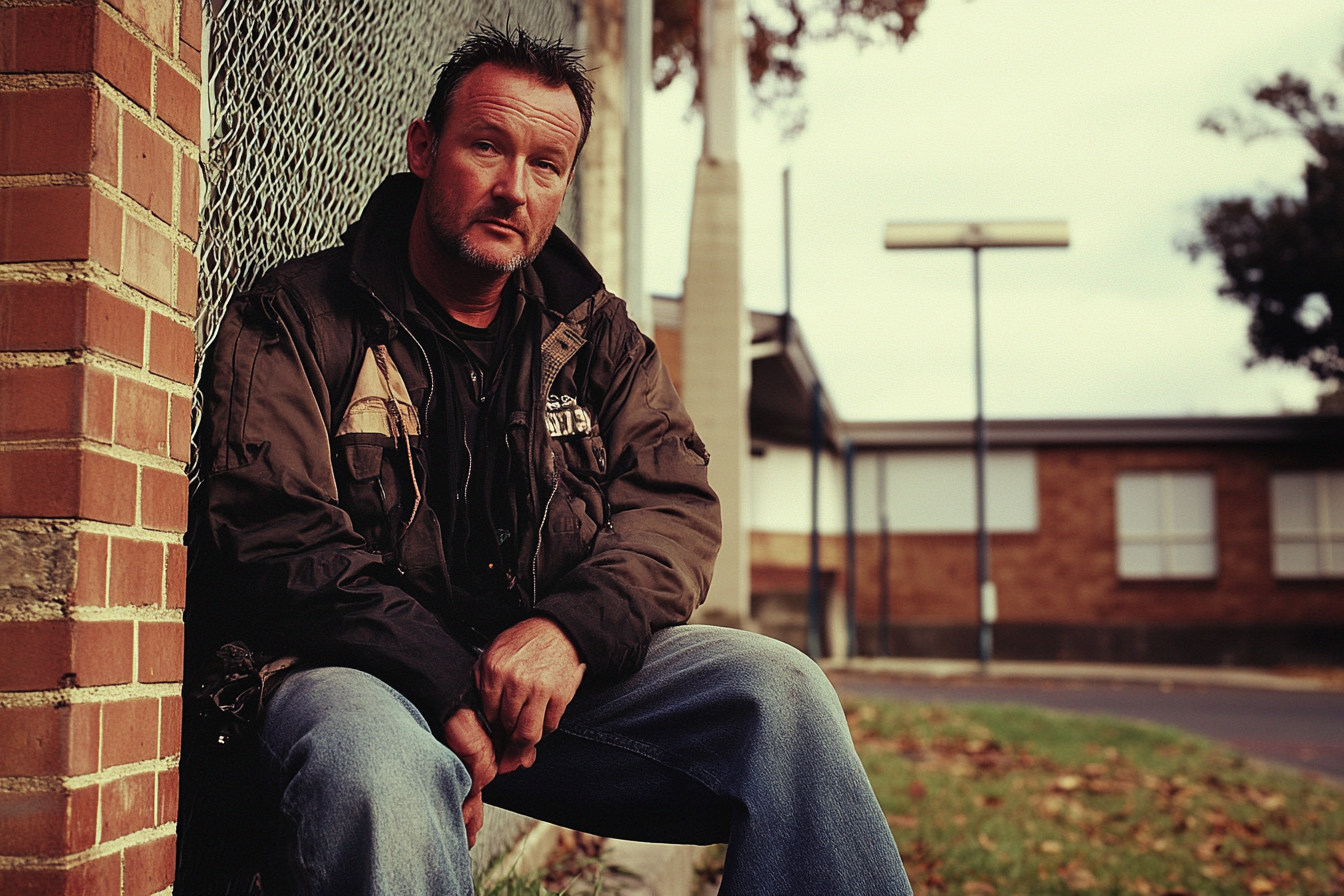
[883,221,1069,668]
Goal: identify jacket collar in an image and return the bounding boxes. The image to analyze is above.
[342,172,606,324]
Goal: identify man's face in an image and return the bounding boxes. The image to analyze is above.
[417,63,583,274]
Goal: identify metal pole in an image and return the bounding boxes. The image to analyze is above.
[782,167,792,343]
[971,247,995,668]
[806,381,823,659]
[844,440,857,658]
[877,452,890,657]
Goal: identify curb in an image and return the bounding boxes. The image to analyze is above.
[820,657,1341,692]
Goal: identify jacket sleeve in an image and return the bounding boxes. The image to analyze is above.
[193,288,477,728]
[532,311,722,679]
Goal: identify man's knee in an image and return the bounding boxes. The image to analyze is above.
[263,667,471,811]
[660,626,848,737]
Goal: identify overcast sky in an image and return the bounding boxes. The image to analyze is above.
[640,0,1344,422]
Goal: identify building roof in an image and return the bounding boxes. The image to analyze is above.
[844,415,1344,449]
[652,296,1343,451]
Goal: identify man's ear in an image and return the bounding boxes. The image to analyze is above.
[407,119,436,178]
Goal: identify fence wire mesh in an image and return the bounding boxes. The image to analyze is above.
[197,0,581,353]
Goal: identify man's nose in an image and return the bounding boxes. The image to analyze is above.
[491,159,527,207]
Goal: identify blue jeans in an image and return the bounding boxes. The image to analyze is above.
[258,625,912,896]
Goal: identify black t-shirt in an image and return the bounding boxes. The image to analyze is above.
[403,268,527,647]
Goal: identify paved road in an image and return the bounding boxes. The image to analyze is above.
[829,673,1344,781]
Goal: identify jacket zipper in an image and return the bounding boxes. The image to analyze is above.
[531,451,560,608]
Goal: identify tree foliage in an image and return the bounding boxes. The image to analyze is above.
[652,0,926,134]
[1186,58,1344,384]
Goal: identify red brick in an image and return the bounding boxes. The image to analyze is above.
[157,768,178,824]
[0,785,97,856]
[0,88,95,175]
[0,619,71,689]
[73,619,135,686]
[0,703,100,776]
[0,852,120,896]
[177,244,198,314]
[138,621,182,682]
[100,770,156,840]
[93,9,153,111]
[121,0,173,51]
[169,392,191,462]
[122,215,173,303]
[159,694,182,756]
[125,833,176,896]
[141,465,187,532]
[179,39,201,77]
[91,187,124,274]
[179,154,199,239]
[114,376,170,454]
[0,186,92,262]
[83,450,140,524]
[102,698,159,767]
[149,312,194,383]
[73,530,110,607]
[180,0,201,50]
[122,115,173,221]
[0,283,146,365]
[0,365,115,442]
[92,91,119,185]
[0,5,96,73]
[109,536,164,606]
[165,541,186,608]
[155,62,198,142]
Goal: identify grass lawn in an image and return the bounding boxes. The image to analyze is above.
[844,696,1344,896]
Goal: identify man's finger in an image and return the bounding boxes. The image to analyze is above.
[463,792,484,848]
[509,696,546,751]
[443,707,498,794]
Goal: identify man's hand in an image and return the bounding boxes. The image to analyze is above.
[475,616,586,774]
[443,707,498,847]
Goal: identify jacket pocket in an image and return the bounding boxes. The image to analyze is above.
[333,346,425,560]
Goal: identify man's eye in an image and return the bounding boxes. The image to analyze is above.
[473,141,496,153]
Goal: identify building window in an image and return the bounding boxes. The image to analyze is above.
[1115,471,1217,579]
[1271,471,1344,578]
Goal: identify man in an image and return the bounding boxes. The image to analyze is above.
[181,26,911,896]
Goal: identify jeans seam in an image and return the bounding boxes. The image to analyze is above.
[557,721,729,796]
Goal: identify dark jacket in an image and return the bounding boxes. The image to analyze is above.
[186,172,721,728]
[178,173,720,891]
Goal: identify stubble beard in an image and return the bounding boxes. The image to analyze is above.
[427,203,548,275]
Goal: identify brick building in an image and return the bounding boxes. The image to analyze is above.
[657,298,1344,667]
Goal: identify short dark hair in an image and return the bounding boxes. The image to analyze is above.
[425,25,595,159]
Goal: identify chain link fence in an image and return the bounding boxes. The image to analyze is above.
[197,0,581,353]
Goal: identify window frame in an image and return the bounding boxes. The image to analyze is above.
[1114,469,1218,581]
[1270,470,1344,579]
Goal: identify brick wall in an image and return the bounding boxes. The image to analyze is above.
[1,0,200,892]
[752,444,1344,662]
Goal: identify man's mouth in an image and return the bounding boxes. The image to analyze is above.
[477,218,524,237]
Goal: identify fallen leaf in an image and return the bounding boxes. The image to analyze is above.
[973,794,1003,808]
[1248,876,1275,894]
[978,832,997,852]
[1055,775,1083,792]
[1199,863,1227,879]
[1194,836,1223,861]
[964,881,996,895]
[887,814,919,829]
[909,780,928,802]
[1064,867,1099,890]
[1039,841,1063,855]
